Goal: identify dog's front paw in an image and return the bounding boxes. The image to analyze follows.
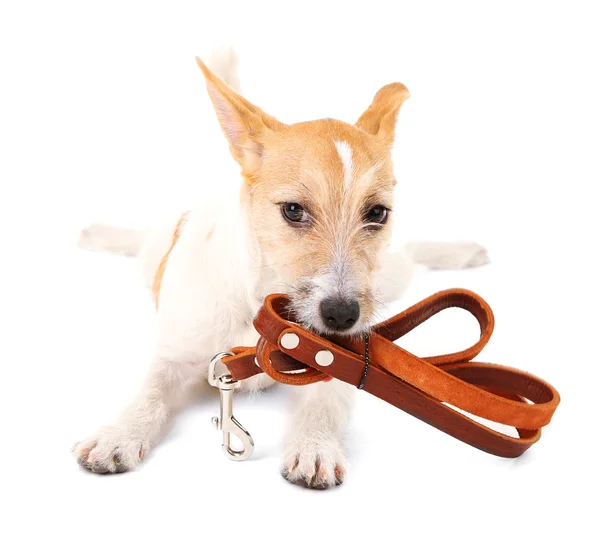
[281,439,347,490]
[73,426,148,474]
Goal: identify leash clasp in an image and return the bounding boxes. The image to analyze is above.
[208,352,255,461]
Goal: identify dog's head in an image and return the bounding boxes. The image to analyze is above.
[197,59,409,336]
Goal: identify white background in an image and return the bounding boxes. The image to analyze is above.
[1,1,598,534]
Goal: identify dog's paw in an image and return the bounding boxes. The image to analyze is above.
[72,427,148,474]
[406,241,490,270]
[462,242,490,268]
[430,241,490,270]
[281,439,347,490]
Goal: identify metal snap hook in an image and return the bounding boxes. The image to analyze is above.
[208,352,255,461]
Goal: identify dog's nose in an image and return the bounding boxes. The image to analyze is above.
[320,298,360,331]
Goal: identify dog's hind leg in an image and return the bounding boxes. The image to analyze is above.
[376,246,417,303]
[404,241,490,270]
[77,224,148,257]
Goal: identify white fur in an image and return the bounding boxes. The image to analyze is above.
[206,45,241,93]
[73,50,490,486]
[334,140,354,189]
[78,224,147,257]
[281,379,354,488]
[405,241,490,269]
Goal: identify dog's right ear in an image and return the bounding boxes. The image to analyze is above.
[196,57,283,177]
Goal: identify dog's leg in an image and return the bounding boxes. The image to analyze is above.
[78,223,148,257]
[73,355,202,474]
[281,379,354,489]
[405,241,489,270]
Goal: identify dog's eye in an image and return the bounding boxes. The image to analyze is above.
[281,203,308,225]
[365,205,389,226]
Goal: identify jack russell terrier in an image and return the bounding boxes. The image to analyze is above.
[74,47,489,489]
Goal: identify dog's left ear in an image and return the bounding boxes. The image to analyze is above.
[355,83,410,147]
[196,57,284,177]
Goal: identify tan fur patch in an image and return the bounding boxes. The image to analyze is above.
[152,211,189,309]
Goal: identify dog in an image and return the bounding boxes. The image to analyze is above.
[73,47,489,488]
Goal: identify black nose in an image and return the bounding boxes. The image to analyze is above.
[320,298,360,331]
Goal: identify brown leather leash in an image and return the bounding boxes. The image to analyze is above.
[208,288,560,461]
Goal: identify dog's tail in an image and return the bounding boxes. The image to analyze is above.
[207,45,241,92]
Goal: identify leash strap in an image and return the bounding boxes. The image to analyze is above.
[220,289,560,458]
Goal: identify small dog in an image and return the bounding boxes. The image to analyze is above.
[74,47,488,488]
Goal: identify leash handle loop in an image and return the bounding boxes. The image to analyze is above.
[216,289,560,460]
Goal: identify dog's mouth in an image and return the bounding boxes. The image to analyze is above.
[284,294,372,339]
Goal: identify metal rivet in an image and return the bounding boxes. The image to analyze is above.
[315,350,334,367]
[281,332,300,350]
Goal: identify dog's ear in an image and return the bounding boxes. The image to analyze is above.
[355,83,410,146]
[196,57,283,176]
